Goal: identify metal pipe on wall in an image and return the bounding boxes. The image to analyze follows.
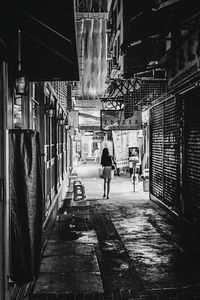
[0,61,10,300]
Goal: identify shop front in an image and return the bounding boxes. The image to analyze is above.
[0,1,79,298]
[149,18,200,229]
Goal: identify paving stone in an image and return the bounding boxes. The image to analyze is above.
[31,166,200,298]
[33,272,103,294]
[49,230,98,244]
[40,253,100,273]
[44,241,96,256]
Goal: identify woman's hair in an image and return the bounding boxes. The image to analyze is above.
[101,148,111,165]
[102,148,109,157]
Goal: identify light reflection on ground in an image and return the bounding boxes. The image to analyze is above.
[77,163,200,294]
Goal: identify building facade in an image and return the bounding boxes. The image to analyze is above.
[116,0,200,228]
[0,1,79,299]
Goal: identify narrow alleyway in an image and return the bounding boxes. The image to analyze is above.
[29,163,200,299]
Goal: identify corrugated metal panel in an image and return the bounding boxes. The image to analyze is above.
[150,104,164,200]
[163,98,180,209]
[184,90,200,226]
[185,128,200,224]
[150,88,200,227]
[150,96,181,211]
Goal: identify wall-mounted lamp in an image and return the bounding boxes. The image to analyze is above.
[57,114,68,126]
[46,102,55,117]
[15,71,28,95]
[15,30,28,95]
[56,113,64,125]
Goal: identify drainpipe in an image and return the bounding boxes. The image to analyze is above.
[0,62,10,300]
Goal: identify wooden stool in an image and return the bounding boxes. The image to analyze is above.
[73,184,86,201]
[73,179,82,187]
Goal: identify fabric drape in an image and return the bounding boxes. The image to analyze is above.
[83,18,107,99]
[9,130,43,285]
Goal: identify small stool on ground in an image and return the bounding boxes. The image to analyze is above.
[73,181,86,201]
[73,179,82,187]
[57,191,74,231]
[57,213,75,232]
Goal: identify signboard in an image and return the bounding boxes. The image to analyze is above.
[129,147,139,162]
[101,110,142,131]
[79,110,100,129]
[92,131,106,141]
[85,131,94,136]
[112,131,129,168]
[128,130,139,147]
[68,110,79,128]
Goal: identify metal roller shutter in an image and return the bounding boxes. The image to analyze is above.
[184,90,200,226]
[150,104,164,200]
[163,98,181,209]
[150,96,181,211]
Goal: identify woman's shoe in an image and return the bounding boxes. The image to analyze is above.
[103,194,106,198]
[106,196,109,199]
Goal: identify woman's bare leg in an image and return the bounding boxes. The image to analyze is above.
[103,179,106,197]
[107,178,111,198]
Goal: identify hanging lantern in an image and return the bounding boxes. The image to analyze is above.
[56,113,65,125]
[15,29,28,95]
[15,72,28,95]
[46,102,55,117]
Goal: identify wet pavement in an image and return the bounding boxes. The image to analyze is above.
[30,163,200,299]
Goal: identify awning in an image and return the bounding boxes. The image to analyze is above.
[121,0,200,51]
[0,0,79,81]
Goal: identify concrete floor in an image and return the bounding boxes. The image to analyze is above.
[30,163,200,299]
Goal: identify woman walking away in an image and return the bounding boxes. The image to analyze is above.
[100,148,113,199]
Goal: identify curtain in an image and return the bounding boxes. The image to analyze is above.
[83,18,107,99]
[9,130,43,285]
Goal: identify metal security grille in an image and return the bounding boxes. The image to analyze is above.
[102,78,167,111]
[67,84,72,110]
[50,81,69,111]
[133,79,167,108]
[163,98,181,209]
[150,96,181,211]
[150,104,164,200]
[184,89,200,226]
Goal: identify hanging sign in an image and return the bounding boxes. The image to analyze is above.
[129,147,139,162]
[68,110,79,128]
[101,110,142,131]
[112,131,129,168]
